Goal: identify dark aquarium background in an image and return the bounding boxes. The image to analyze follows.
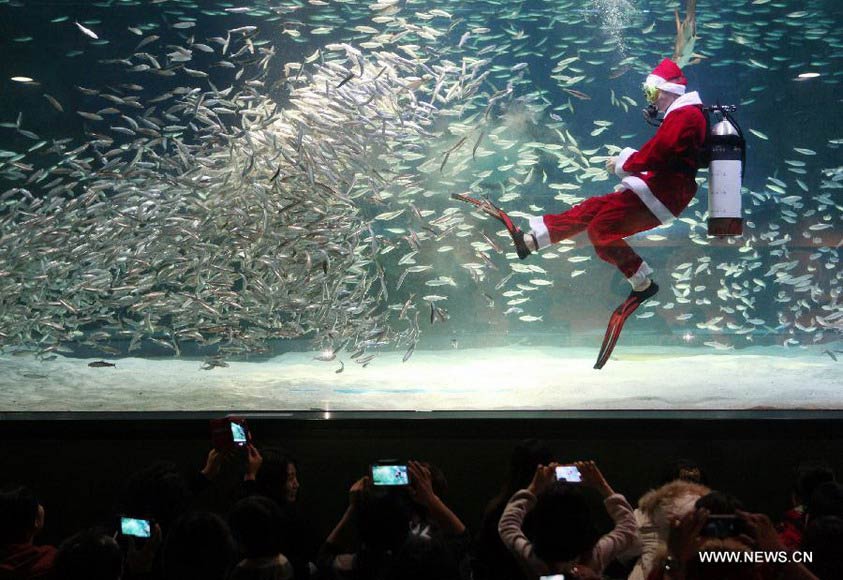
[0,0,841,411]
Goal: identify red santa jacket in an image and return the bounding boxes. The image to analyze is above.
[614,92,706,224]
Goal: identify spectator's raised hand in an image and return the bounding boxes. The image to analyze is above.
[526,463,557,496]
[667,507,709,565]
[244,444,263,481]
[349,476,369,509]
[200,448,234,480]
[736,510,784,552]
[125,522,162,576]
[576,460,614,497]
[407,460,436,506]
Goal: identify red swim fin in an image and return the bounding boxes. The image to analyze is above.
[450,193,530,259]
[594,282,659,369]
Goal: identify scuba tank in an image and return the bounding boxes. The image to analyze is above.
[642,102,746,236]
[704,105,745,236]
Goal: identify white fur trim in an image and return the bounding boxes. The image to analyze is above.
[658,82,685,95]
[615,147,638,179]
[622,176,675,225]
[528,215,551,249]
[664,91,702,120]
[628,261,654,289]
[646,74,685,96]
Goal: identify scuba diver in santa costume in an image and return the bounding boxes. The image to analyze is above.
[453,57,707,368]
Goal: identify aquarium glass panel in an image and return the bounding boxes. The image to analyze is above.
[0,0,840,411]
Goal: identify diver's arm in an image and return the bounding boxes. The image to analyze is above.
[616,109,702,175]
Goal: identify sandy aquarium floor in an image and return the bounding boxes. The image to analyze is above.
[1,341,842,412]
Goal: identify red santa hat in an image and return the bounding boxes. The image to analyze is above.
[645,58,687,95]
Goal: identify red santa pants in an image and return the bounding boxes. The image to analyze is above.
[528,189,661,284]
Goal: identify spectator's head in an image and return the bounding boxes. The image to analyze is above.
[660,458,707,485]
[806,481,843,520]
[696,491,744,515]
[228,496,287,560]
[161,511,237,580]
[0,485,44,545]
[793,462,834,506]
[683,538,761,580]
[118,462,192,530]
[802,516,843,579]
[388,533,461,580]
[525,482,600,566]
[357,488,413,555]
[254,448,300,504]
[54,529,123,580]
[487,439,553,514]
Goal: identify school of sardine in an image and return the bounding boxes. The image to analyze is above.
[0,0,841,370]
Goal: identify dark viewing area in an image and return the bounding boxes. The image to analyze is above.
[2,412,843,579]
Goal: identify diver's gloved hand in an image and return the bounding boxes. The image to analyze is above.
[511,229,531,260]
[524,232,537,253]
[605,157,617,174]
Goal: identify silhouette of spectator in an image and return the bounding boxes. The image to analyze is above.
[319,461,466,580]
[626,474,711,579]
[499,461,637,578]
[805,481,843,521]
[53,528,122,580]
[647,507,819,580]
[0,485,56,579]
[386,533,461,580]
[117,462,194,533]
[243,445,318,578]
[801,515,843,580]
[777,462,834,549]
[161,511,236,580]
[472,439,552,580]
[228,496,294,580]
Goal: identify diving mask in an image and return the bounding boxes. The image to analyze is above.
[642,82,660,105]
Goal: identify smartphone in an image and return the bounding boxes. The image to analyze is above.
[701,514,741,538]
[210,416,250,450]
[371,462,410,487]
[120,516,152,538]
[555,464,582,483]
[230,421,248,446]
